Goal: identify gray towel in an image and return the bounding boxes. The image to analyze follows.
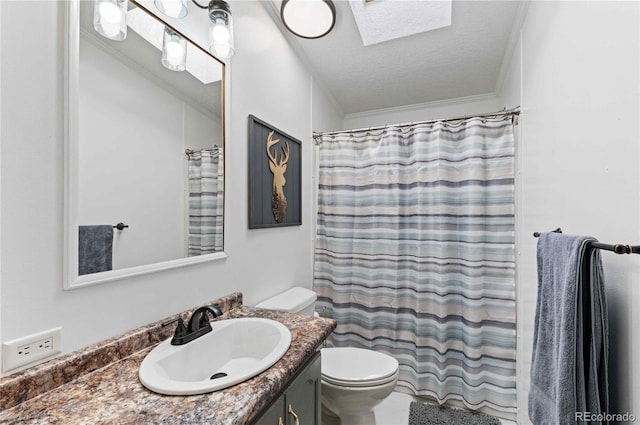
[79,225,113,275]
[529,232,608,425]
[583,242,609,419]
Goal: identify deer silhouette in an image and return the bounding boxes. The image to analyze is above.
[266,131,290,223]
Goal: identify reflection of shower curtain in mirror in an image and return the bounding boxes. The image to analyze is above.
[186,148,224,255]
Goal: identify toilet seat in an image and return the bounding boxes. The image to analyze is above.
[321,347,399,388]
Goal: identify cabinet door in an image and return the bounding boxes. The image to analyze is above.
[284,353,321,425]
[253,394,285,425]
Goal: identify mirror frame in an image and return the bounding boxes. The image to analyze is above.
[63,0,227,290]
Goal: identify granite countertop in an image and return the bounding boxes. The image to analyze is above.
[0,294,336,425]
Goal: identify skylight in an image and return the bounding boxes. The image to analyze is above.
[348,0,452,46]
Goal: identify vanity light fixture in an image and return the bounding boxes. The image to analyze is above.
[154,0,189,19]
[281,0,336,39]
[93,0,128,41]
[93,0,235,60]
[207,0,235,59]
[160,0,235,59]
[161,27,187,71]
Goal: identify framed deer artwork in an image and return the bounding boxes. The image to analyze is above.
[248,115,302,228]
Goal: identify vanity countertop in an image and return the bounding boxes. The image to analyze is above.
[0,296,336,425]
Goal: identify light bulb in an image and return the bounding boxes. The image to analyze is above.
[94,0,127,41]
[155,0,188,19]
[99,1,122,23]
[100,16,121,37]
[161,27,187,71]
[166,41,185,65]
[164,0,181,17]
[211,20,230,44]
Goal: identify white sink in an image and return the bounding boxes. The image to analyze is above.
[139,317,292,395]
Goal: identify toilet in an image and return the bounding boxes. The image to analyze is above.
[256,287,399,425]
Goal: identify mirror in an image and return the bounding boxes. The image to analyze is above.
[64,0,226,289]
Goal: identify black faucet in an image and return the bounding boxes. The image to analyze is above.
[163,305,223,346]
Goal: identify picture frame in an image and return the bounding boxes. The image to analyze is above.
[248,115,302,228]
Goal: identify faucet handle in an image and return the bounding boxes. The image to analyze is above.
[162,317,188,344]
[172,318,188,340]
[161,316,180,327]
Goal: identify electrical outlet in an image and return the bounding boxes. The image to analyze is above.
[17,336,54,358]
[2,327,62,372]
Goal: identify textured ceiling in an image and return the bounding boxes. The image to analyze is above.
[349,0,452,46]
[267,0,527,115]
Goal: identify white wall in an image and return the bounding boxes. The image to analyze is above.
[342,93,504,130]
[184,103,221,150]
[311,78,343,134]
[0,0,342,374]
[499,1,640,423]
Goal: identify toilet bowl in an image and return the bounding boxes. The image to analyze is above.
[255,287,400,425]
[321,347,399,425]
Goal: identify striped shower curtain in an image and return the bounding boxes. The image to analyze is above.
[186,147,224,255]
[313,116,516,417]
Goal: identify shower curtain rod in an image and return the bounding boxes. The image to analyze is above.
[313,106,521,138]
[185,147,219,155]
[533,228,640,255]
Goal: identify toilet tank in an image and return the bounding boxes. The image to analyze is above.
[255,287,317,316]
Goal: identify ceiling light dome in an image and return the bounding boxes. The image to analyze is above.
[281,0,336,39]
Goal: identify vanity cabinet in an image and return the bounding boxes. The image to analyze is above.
[251,352,321,425]
[255,394,285,425]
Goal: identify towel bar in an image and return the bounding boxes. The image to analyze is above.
[113,222,129,231]
[533,228,640,255]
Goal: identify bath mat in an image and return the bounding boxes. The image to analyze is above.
[408,401,501,425]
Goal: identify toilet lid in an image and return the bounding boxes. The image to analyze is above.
[321,347,399,387]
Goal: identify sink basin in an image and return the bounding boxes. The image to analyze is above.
[139,317,291,395]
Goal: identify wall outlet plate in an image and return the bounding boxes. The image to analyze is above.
[2,327,62,372]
